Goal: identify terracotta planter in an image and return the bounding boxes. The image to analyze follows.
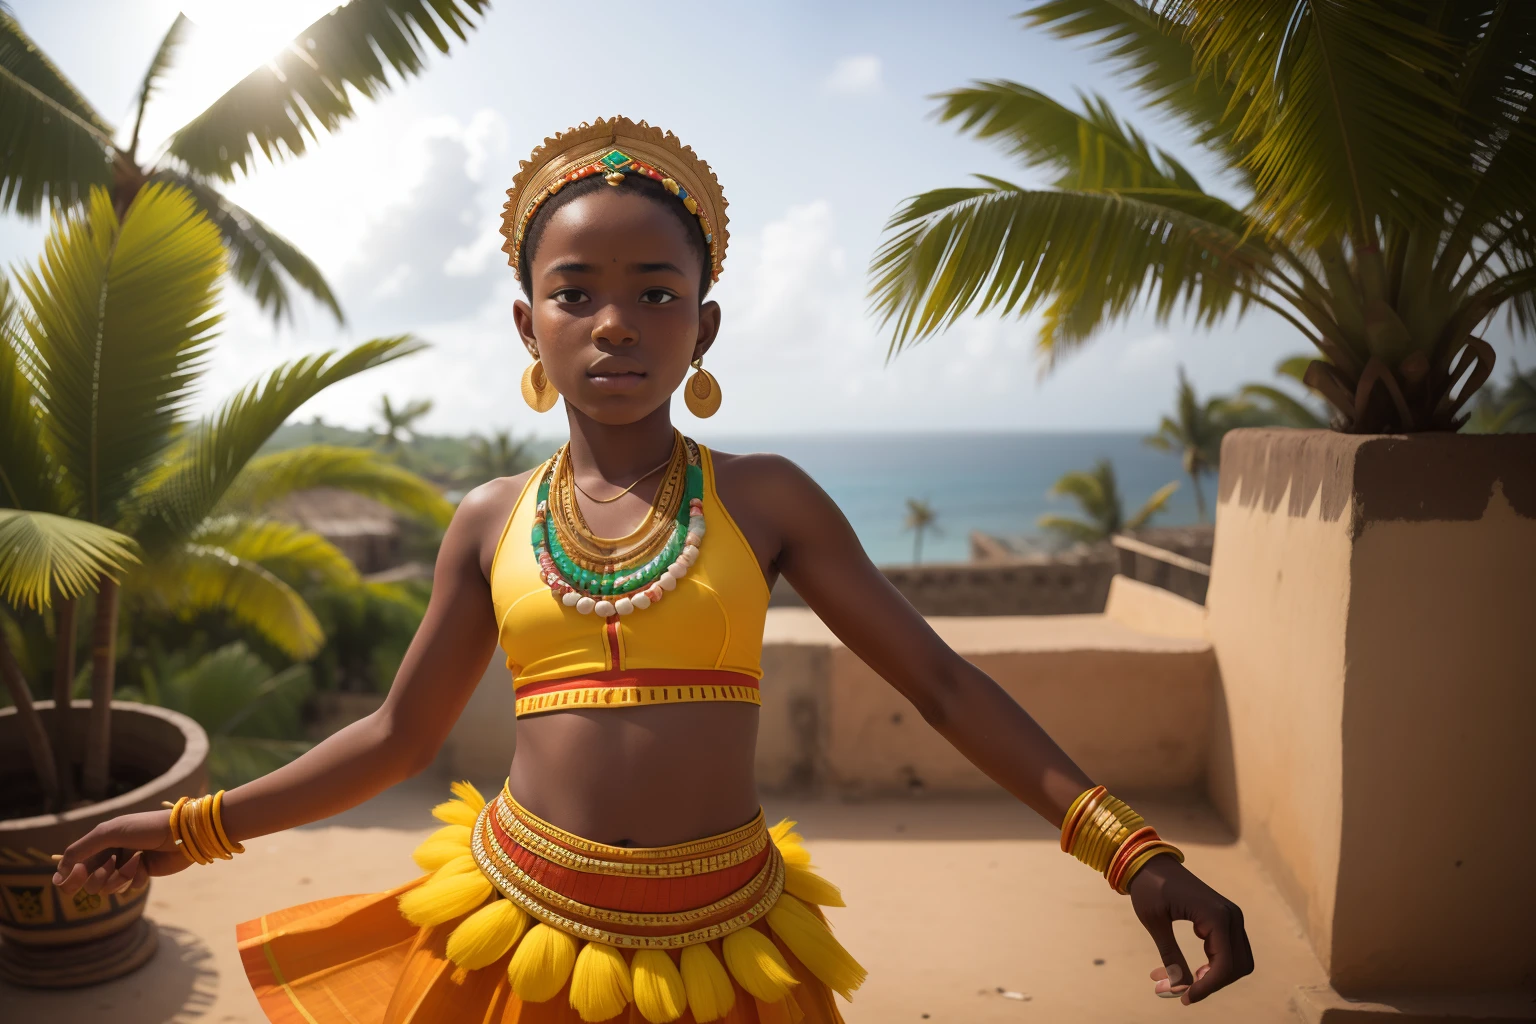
[0,700,208,988]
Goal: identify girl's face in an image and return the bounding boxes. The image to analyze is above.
[512,187,721,426]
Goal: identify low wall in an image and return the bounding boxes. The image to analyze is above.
[757,603,1216,797]
[771,526,1216,616]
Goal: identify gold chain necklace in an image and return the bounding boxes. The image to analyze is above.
[570,452,676,504]
[550,435,687,571]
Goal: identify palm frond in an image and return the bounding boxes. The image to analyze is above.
[935,80,1204,192]
[189,516,358,588]
[0,63,114,216]
[1166,0,1465,241]
[218,444,452,526]
[135,336,425,549]
[209,736,312,788]
[0,8,113,135]
[153,169,343,324]
[18,184,224,525]
[1125,479,1179,530]
[129,543,323,658]
[1036,514,1108,544]
[0,276,63,513]
[126,13,191,161]
[164,0,490,179]
[871,181,1259,359]
[1239,382,1328,428]
[0,508,138,610]
[1275,353,1314,383]
[1021,0,1248,163]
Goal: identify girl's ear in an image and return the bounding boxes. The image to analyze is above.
[693,300,722,362]
[513,297,539,357]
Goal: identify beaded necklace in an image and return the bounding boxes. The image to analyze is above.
[532,436,706,617]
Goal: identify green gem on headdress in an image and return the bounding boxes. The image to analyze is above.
[599,150,633,171]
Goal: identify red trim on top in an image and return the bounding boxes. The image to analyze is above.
[604,615,622,668]
[515,668,760,699]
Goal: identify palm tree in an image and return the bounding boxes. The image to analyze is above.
[375,395,435,453]
[1144,366,1264,522]
[1466,363,1536,433]
[1240,354,1330,429]
[1039,460,1178,545]
[871,1,1535,433]
[0,0,488,321]
[462,429,535,484]
[902,498,941,564]
[1,184,450,806]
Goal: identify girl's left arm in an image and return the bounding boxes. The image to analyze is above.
[755,455,1253,1005]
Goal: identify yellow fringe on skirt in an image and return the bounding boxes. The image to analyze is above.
[392,782,865,1023]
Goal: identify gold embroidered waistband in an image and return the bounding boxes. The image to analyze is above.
[500,784,764,862]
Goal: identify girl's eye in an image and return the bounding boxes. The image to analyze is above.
[552,288,586,304]
[640,288,677,305]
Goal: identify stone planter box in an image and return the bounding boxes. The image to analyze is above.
[0,701,208,988]
[1204,429,1535,1019]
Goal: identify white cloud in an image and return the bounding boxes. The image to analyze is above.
[823,55,883,97]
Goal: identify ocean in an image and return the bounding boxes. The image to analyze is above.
[697,431,1204,566]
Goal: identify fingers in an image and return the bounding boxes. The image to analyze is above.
[1182,903,1253,1004]
[103,852,144,895]
[1139,911,1195,1000]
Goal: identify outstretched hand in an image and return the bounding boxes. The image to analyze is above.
[52,809,189,897]
[1127,855,1254,1003]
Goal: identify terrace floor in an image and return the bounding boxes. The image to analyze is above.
[2,770,1329,1024]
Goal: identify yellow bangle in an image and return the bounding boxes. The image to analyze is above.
[168,797,199,865]
[1059,786,1097,851]
[184,797,216,864]
[1118,843,1185,895]
[210,790,245,856]
[192,797,229,861]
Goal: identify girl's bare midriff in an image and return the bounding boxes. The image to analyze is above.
[508,703,761,847]
[498,452,769,849]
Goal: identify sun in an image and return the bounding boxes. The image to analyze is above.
[173,0,343,98]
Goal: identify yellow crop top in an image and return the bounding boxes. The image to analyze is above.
[490,445,771,717]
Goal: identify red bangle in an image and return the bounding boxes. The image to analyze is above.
[1107,827,1159,891]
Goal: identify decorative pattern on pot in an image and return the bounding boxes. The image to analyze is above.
[0,848,156,987]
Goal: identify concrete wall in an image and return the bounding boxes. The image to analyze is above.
[768,556,1117,616]
[757,606,1216,798]
[1205,429,1536,1000]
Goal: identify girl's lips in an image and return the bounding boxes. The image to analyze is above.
[587,371,647,393]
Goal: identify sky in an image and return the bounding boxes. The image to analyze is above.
[4,0,1527,438]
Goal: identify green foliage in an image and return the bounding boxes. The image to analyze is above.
[0,510,138,611]
[0,0,488,320]
[122,642,314,788]
[2,187,439,661]
[873,1,1536,432]
[18,184,224,526]
[1039,458,1178,543]
[1144,366,1276,521]
[166,0,491,180]
[1465,364,1536,433]
[306,580,429,693]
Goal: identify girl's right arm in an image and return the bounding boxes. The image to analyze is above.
[53,478,520,896]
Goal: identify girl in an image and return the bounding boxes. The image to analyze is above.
[54,117,1253,1023]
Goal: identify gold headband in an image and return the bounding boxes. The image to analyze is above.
[500,116,729,283]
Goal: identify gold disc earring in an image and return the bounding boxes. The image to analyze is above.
[683,357,721,418]
[521,358,559,412]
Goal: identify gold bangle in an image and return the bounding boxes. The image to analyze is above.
[168,797,199,865]
[1060,785,1102,853]
[210,790,245,856]
[193,797,230,861]
[1067,788,1108,856]
[1118,843,1185,895]
[183,797,216,864]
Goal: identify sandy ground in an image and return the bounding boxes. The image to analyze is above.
[1,771,1327,1024]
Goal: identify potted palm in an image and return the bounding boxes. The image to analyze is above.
[0,185,450,987]
[872,2,1535,1007]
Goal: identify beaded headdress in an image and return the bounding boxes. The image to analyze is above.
[500,116,729,283]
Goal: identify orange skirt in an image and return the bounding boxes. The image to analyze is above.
[237,783,862,1024]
